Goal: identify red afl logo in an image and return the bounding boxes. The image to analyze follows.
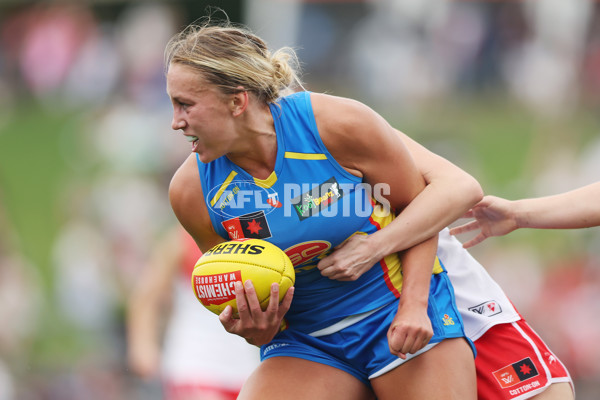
[284,241,331,267]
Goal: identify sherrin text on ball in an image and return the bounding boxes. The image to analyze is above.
[191,238,295,315]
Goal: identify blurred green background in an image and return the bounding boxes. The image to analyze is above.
[0,0,599,399]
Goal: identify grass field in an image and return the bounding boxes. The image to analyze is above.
[0,103,81,288]
[0,100,95,368]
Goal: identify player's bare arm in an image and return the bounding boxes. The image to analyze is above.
[312,93,429,273]
[169,153,225,251]
[512,182,600,229]
[450,182,600,248]
[313,95,483,276]
[312,93,436,357]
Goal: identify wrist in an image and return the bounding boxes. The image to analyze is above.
[398,297,429,318]
[511,199,528,229]
[366,231,394,261]
[399,287,429,309]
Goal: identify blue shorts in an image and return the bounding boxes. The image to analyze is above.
[260,271,474,386]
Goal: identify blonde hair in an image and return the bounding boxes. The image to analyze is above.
[165,17,302,103]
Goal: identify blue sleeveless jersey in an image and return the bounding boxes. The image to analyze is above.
[196,91,442,334]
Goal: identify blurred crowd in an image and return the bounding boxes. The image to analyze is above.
[0,0,599,399]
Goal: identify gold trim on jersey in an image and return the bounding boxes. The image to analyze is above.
[284,151,327,160]
[254,171,278,188]
[209,170,238,207]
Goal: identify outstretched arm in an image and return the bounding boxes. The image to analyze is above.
[450,182,600,248]
[126,226,182,379]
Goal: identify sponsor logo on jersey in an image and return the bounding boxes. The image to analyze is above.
[291,177,344,221]
[442,314,455,326]
[284,241,332,269]
[468,300,502,317]
[193,270,241,306]
[222,210,273,240]
[262,342,290,356]
[493,357,539,389]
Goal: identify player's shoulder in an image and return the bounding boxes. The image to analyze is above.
[169,154,219,250]
[169,154,203,209]
[311,92,370,117]
[310,92,391,169]
[311,92,381,135]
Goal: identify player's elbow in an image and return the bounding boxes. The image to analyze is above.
[439,171,483,211]
[461,174,484,206]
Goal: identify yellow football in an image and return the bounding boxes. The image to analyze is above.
[191,238,295,315]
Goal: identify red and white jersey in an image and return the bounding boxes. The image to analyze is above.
[437,228,521,341]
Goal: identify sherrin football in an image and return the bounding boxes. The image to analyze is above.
[191,238,295,315]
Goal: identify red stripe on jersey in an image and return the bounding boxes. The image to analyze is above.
[369,214,401,297]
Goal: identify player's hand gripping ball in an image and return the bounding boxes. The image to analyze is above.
[191,238,295,315]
